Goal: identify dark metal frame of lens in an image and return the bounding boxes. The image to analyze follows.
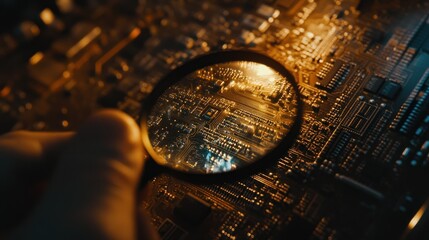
[140,49,303,183]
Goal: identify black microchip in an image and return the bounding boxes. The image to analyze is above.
[364,76,385,93]
[201,107,218,120]
[173,193,211,225]
[378,81,401,100]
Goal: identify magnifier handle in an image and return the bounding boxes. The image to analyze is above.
[139,159,162,189]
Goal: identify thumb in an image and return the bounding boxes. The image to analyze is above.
[14,110,146,240]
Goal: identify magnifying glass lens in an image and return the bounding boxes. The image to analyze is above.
[146,60,298,174]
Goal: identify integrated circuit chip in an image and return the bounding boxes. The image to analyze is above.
[174,194,211,225]
[201,107,219,120]
[364,76,385,93]
[378,81,401,99]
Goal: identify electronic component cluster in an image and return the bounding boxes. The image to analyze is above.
[147,61,298,173]
[1,0,429,239]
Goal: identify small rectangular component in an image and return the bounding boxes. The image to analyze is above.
[201,107,219,120]
[242,14,270,32]
[256,4,280,20]
[364,76,385,93]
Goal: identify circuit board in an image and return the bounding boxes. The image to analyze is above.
[1,0,429,239]
[147,61,298,173]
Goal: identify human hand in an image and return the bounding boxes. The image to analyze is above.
[0,110,160,240]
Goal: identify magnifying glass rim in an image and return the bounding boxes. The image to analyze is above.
[140,49,303,182]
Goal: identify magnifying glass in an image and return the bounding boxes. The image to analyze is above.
[139,50,302,184]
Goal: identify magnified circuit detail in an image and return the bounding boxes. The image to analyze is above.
[147,61,298,173]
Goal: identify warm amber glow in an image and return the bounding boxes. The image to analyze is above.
[408,210,423,230]
[62,120,69,128]
[253,64,276,77]
[40,9,55,25]
[129,28,141,39]
[67,27,101,58]
[407,201,428,231]
[29,52,44,65]
[95,27,141,75]
[56,0,74,12]
[0,86,11,97]
[244,63,278,86]
[62,71,71,78]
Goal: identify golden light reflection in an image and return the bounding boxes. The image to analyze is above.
[67,27,101,58]
[40,9,55,25]
[62,120,69,128]
[407,200,428,231]
[240,63,282,94]
[0,86,11,97]
[253,63,277,77]
[29,52,44,65]
[408,209,423,230]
